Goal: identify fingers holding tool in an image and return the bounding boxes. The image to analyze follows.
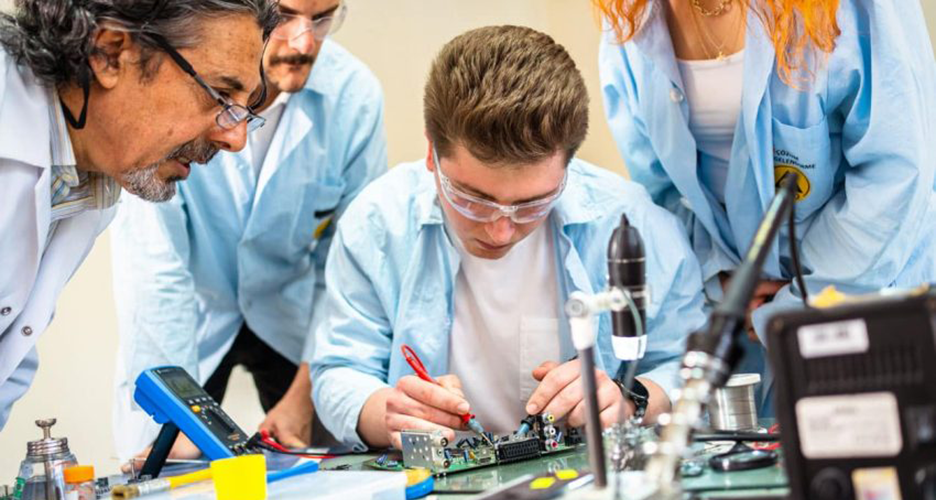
[398,344,493,446]
[526,359,627,429]
[385,374,470,449]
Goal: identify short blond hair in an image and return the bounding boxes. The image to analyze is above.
[424,25,589,166]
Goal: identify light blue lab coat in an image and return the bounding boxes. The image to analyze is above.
[110,40,387,459]
[600,0,936,411]
[310,159,708,449]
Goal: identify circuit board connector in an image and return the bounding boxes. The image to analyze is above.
[495,436,542,463]
[401,430,451,471]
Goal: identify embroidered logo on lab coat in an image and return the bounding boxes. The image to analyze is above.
[774,165,811,202]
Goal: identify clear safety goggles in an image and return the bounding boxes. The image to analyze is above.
[433,148,566,224]
[271,3,348,42]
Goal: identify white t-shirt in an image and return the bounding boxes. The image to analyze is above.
[448,222,565,435]
[677,50,745,204]
[248,91,291,178]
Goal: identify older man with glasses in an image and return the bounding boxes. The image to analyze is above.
[111,0,387,460]
[0,0,277,434]
[310,26,708,451]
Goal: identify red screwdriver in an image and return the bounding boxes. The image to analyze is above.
[401,344,494,446]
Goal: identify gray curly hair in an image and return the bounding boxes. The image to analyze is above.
[0,0,280,88]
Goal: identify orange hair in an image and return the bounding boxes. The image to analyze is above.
[594,0,840,86]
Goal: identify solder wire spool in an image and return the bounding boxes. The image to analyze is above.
[707,373,761,431]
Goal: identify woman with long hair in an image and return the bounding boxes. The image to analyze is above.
[597,0,936,413]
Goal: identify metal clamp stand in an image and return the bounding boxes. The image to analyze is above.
[139,423,180,479]
[566,288,637,490]
[644,174,800,499]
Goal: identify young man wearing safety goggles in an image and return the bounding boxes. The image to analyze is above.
[310,26,708,450]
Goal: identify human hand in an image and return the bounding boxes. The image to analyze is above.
[120,433,201,473]
[258,391,313,448]
[384,374,469,449]
[745,280,788,342]
[525,360,632,429]
[720,273,788,343]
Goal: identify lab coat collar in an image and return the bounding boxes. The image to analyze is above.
[0,56,53,169]
[252,40,337,197]
[304,39,340,96]
[415,167,445,228]
[631,1,684,95]
[551,165,614,227]
[737,8,778,209]
[48,93,78,169]
[252,40,351,199]
[253,90,312,200]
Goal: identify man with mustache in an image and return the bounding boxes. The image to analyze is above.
[0,0,277,433]
[111,0,386,460]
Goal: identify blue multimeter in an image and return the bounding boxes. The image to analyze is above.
[134,366,256,477]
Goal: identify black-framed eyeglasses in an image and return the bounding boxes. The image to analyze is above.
[148,33,267,132]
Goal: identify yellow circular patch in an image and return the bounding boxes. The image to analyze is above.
[774,165,811,202]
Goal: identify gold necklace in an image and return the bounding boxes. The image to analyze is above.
[691,0,732,17]
[689,4,743,60]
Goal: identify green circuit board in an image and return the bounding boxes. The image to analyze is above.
[365,414,584,476]
[364,441,582,476]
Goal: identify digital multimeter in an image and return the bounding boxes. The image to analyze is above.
[134,366,256,476]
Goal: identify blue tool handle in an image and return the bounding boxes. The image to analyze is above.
[266,461,319,483]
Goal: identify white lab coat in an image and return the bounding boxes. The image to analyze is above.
[0,50,116,429]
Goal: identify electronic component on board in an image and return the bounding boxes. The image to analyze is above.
[387,412,581,475]
[496,436,542,464]
[400,430,451,471]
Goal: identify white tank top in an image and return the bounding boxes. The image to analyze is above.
[677,50,745,204]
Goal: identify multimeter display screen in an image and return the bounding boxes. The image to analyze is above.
[160,370,204,400]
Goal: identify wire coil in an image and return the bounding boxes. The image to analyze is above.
[707,373,761,431]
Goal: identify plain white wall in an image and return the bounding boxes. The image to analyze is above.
[1,0,935,481]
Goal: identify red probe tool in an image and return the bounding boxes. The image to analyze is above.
[258,430,335,459]
[401,344,494,446]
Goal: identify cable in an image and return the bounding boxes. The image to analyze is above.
[786,181,810,306]
[751,423,782,451]
[614,288,644,423]
[249,431,339,460]
[613,287,644,389]
[618,287,645,339]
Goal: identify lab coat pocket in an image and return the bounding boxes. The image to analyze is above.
[298,182,343,253]
[771,117,833,221]
[518,317,561,404]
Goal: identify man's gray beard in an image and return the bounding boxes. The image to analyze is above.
[119,162,177,202]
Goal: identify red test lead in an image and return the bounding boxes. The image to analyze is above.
[400,344,494,446]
